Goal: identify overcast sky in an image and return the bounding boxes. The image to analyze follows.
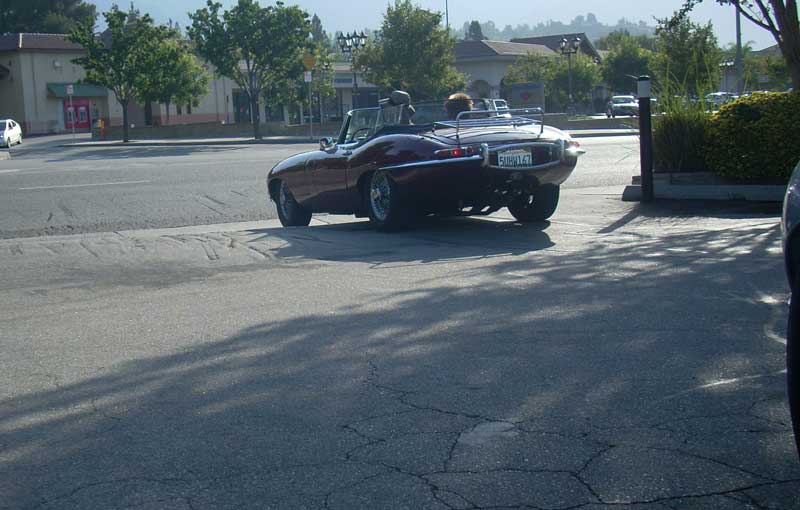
[92,0,777,50]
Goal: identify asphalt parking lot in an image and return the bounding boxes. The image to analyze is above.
[0,185,796,509]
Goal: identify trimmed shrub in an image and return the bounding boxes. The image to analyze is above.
[653,96,711,173]
[705,91,800,183]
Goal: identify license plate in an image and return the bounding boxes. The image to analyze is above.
[498,148,532,168]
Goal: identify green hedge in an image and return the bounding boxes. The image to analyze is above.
[706,91,800,183]
[653,99,710,173]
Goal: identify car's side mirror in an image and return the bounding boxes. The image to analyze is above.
[319,136,335,151]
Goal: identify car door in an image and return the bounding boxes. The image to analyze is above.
[308,145,352,213]
[11,121,19,141]
[309,109,381,213]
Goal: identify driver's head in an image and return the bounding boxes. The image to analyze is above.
[445,93,474,120]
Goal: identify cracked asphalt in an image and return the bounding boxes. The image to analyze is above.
[0,184,796,509]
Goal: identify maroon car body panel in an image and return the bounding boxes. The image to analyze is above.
[268,118,579,217]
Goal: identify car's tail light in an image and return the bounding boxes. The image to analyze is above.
[434,146,478,159]
[566,140,581,150]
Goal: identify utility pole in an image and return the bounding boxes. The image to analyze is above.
[445,0,449,31]
[735,1,744,95]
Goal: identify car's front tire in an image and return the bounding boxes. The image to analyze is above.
[275,180,311,227]
[788,278,800,459]
[508,185,560,223]
[366,170,409,231]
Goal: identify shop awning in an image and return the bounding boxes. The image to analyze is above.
[47,83,108,98]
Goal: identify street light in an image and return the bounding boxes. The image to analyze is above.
[559,36,582,107]
[338,31,368,109]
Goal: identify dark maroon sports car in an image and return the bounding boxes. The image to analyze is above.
[267,92,585,230]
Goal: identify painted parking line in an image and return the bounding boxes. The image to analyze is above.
[19,180,152,191]
[0,169,21,174]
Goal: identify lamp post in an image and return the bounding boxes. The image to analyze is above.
[559,36,582,108]
[338,31,368,110]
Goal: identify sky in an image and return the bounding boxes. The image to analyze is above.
[91,0,777,50]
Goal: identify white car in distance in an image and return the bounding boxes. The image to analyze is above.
[1,119,22,148]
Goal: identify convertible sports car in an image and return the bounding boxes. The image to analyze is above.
[267,91,584,230]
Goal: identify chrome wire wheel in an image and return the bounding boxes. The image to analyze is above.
[370,171,392,222]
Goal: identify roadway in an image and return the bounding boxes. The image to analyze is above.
[0,134,640,238]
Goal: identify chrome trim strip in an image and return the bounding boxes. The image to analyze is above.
[485,160,563,172]
[379,154,483,171]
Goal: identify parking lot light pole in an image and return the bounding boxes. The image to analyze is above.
[638,76,654,202]
[338,32,367,110]
[559,36,581,108]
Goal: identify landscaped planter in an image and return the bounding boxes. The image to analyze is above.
[629,172,787,202]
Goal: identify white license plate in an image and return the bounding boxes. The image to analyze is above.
[498,148,532,168]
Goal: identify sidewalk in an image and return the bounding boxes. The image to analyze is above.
[61,129,638,148]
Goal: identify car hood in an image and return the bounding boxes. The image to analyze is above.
[427,124,571,145]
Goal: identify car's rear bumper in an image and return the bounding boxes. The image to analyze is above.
[381,143,579,210]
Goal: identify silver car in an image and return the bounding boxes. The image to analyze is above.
[781,160,800,459]
[1,119,22,148]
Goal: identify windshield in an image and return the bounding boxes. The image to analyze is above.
[612,96,635,104]
[338,98,514,143]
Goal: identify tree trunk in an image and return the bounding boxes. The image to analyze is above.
[250,94,261,140]
[769,0,800,89]
[122,100,130,143]
[165,102,171,125]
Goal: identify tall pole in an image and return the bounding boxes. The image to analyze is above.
[735,2,744,95]
[445,0,449,31]
[69,93,75,139]
[309,78,313,141]
[567,53,573,104]
[638,76,654,202]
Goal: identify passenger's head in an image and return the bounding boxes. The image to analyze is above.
[445,93,474,120]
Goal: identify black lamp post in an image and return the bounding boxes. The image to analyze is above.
[338,31,368,109]
[559,36,582,106]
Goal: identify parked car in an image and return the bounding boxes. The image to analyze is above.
[267,91,584,231]
[781,160,800,459]
[705,92,738,109]
[1,119,22,148]
[606,95,638,118]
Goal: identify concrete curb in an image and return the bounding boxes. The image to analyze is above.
[60,138,315,148]
[568,129,638,139]
[623,173,786,203]
[62,129,638,148]
[0,151,10,160]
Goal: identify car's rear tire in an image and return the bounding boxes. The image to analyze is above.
[276,180,311,227]
[366,170,409,231]
[508,185,560,223]
[788,278,800,459]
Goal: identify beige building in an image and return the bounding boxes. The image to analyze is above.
[0,33,379,135]
[453,40,557,99]
[0,33,111,134]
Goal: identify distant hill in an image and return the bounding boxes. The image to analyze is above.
[456,13,655,43]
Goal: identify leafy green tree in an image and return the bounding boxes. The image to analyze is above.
[188,0,310,139]
[601,32,653,93]
[354,0,465,101]
[310,14,331,48]
[651,17,721,95]
[503,53,602,110]
[69,6,167,142]
[595,30,656,52]
[0,0,96,34]
[669,1,800,89]
[139,38,210,125]
[466,21,486,41]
